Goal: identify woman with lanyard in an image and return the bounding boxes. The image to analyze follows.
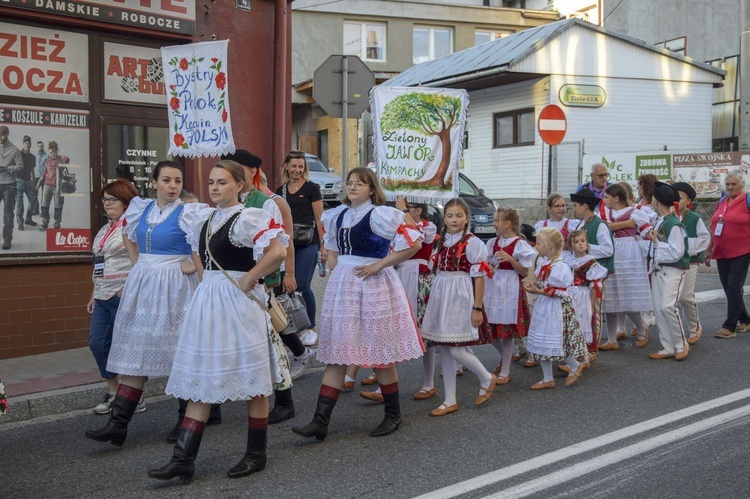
[87,179,138,415]
[149,160,287,483]
[708,170,750,339]
[85,160,207,447]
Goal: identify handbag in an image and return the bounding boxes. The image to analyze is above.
[277,292,312,335]
[282,184,315,247]
[204,214,289,334]
[59,167,77,194]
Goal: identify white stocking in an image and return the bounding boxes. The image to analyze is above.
[541,360,553,382]
[605,313,619,343]
[565,356,580,373]
[449,346,493,393]
[440,350,458,406]
[499,339,514,378]
[627,312,645,336]
[421,346,436,391]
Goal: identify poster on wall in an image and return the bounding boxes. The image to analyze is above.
[0,22,89,103]
[104,42,166,105]
[582,151,672,187]
[0,104,91,254]
[370,86,468,203]
[672,151,750,199]
[106,124,171,199]
[161,40,235,158]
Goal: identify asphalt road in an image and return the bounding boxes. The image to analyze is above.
[2,273,749,499]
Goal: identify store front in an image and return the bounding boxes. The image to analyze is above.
[0,0,292,359]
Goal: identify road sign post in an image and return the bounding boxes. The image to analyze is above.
[313,55,375,181]
[538,104,568,195]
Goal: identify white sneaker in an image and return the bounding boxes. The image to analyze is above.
[93,392,116,415]
[290,348,315,380]
[300,329,318,346]
[134,397,147,414]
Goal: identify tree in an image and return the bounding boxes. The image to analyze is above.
[380,92,462,188]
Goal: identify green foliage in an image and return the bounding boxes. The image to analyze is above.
[380,93,462,136]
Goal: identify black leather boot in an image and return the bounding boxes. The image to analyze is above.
[148,417,205,483]
[85,385,142,446]
[291,390,338,441]
[53,207,62,228]
[227,423,267,478]
[208,404,222,425]
[268,388,295,425]
[370,389,401,437]
[166,399,189,443]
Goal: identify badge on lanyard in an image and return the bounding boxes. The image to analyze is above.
[714,219,724,236]
[93,255,105,278]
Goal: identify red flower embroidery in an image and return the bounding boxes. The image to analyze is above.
[222,109,228,123]
[169,84,176,90]
[211,57,218,63]
[173,133,185,147]
[179,58,188,71]
[169,97,180,110]
[215,71,226,90]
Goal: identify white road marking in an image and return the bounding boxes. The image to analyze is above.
[694,285,750,303]
[411,388,750,499]
[481,404,750,498]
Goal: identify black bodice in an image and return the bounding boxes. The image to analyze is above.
[199,212,256,272]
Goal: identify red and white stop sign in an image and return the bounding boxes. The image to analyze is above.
[538,104,567,146]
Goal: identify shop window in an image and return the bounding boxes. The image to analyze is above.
[493,108,535,148]
[106,124,172,199]
[344,22,386,62]
[474,29,513,46]
[413,26,453,64]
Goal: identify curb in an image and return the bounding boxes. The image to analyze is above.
[1,353,327,425]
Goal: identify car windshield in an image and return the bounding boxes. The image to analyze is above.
[459,174,481,196]
[305,156,328,172]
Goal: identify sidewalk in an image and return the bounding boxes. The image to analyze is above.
[0,272,330,424]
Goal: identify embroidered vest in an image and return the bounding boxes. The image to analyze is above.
[657,214,690,269]
[682,210,705,263]
[243,188,271,209]
[572,259,597,287]
[493,237,521,273]
[199,213,256,272]
[335,207,391,258]
[609,208,637,238]
[582,216,614,274]
[136,202,191,255]
[437,234,475,273]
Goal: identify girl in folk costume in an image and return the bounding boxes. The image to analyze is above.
[421,198,497,417]
[359,197,438,403]
[149,161,288,482]
[636,174,659,225]
[292,168,424,440]
[645,182,690,361]
[524,228,588,389]
[562,230,608,368]
[484,207,535,385]
[86,161,208,447]
[534,194,580,256]
[672,182,710,346]
[599,183,653,350]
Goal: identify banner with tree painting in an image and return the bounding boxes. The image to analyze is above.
[161,40,235,158]
[371,86,468,202]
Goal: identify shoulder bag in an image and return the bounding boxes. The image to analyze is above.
[282,183,315,247]
[276,291,312,335]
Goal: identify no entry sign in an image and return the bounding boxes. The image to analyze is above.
[538,104,567,146]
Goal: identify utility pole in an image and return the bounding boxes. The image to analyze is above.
[740,0,750,149]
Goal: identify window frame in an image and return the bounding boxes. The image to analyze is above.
[474,29,514,46]
[413,25,454,65]
[492,108,535,148]
[344,21,386,62]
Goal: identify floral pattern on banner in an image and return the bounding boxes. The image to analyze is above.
[161,40,235,158]
[0,374,7,415]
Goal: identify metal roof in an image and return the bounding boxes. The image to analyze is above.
[385,18,725,88]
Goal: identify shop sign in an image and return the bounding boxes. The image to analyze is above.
[3,0,196,35]
[635,154,671,181]
[582,150,669,186]
[672,151,750,199]
[0,104,91,254]
[0,22,89,102]
[559,84,606,108]
[104,42,165,105]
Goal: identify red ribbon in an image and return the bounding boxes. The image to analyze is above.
[478,261,494,279]
[396,224,418,246]
[599,202,608,222]
[592,280,603,299]
[252,218,284,243]
[673,201,681,218]
[544,286,568,296]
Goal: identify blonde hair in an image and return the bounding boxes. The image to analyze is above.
[536,227,563,260]
[282,151,310,184]
[495,206,521,237]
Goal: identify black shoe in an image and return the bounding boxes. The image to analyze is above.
[25,219,38,227]
[2,239,10,250]
[149,417,204,483]
[370,390,402,437]
[85,386,143,446]
[268,389,295,425]
[227,426,267,478]
[291,393,337,441]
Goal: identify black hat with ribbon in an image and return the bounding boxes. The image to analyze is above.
[652,181,682,216]
[222,149,262,168]
[671,181,697,201]
[570,188,601,208]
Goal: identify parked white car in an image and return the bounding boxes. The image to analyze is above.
[305,153,343,205]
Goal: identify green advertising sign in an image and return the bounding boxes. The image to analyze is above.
[635,154,672,180]
[559,84,606,108]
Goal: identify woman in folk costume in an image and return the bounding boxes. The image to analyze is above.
[292,168,424,440]
[484,207,535,385]
[524,228,588,389]
[420,198,498,417]
[534,193,580,256]
[645,182,691,360]
[562,230,608,368]
[149,161,288,482]
[86,161,207,447]
[672,182,710,345]
[599,183,653,350]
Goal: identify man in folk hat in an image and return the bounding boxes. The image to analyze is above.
[571,188,614,357]
[672,182,710,346]
[644,182,690,361]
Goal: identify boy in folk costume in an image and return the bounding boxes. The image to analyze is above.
[645,182,691,361]
[671,182,710,346]
[570,188,614,359]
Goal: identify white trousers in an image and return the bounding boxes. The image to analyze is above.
[676,265,700,336]
[651,266,687,354]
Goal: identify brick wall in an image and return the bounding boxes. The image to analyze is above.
[0,260,91,360]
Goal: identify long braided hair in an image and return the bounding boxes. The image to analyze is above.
[495,206,521,239]
[433,198,471,274]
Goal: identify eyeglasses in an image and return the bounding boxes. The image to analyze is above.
[551,204,567,209]
[102,196,119,205]
[345,181,367,188]
[591,173,609,178]
[405,205,417,209]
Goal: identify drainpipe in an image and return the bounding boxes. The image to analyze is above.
[273,0,292,187]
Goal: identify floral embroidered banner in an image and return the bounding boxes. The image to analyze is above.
[371,86,468,203]
[161,40,235,158]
